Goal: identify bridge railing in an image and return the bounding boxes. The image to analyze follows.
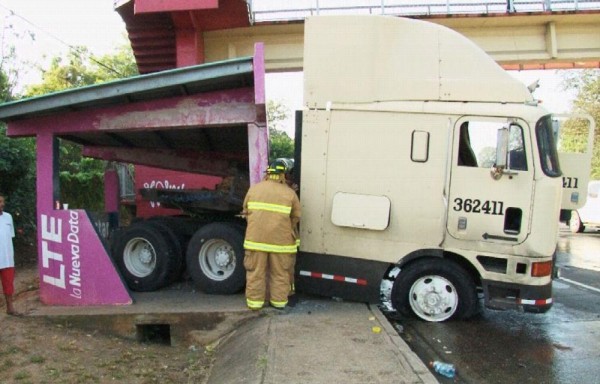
[248,0,600,23]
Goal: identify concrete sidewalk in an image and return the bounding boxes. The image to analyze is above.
[207,296,438,384]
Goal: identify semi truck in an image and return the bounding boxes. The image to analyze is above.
[3,15,589,321]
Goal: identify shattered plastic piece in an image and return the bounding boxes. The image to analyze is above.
[430,361,456,378]
[371,326,381,334]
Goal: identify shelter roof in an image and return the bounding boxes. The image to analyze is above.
[0,56,255,122]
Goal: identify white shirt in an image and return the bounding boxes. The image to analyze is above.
[0,212,15,269]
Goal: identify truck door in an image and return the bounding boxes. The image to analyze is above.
[447,117,534,244]
[554,114,595,210]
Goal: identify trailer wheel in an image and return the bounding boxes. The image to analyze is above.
[186,223,245,294]
[569,211,585,233]
[145,221,185,282]
[391,258,478,322]
[113,223,179,291]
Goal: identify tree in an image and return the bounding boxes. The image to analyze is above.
[25,42,137,96]
[267,100,295,162]
[1,19,37,247]
[562,70,600,179]
[1,11,36,101]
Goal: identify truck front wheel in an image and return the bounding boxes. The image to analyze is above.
[186,223,245,294]
[391,258,478,322]
[569,211,585,233]
[113,223,179,291]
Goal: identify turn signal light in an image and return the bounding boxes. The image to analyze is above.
[531,261,553,277]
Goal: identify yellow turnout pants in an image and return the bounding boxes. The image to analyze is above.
[244,250,294,309]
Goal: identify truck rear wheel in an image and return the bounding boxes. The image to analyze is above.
[186,223,245,294]
[113,222,180,292]
[391,258,478,322]
[145,220,185,283]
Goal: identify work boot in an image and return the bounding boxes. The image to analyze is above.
[287,294,298,308]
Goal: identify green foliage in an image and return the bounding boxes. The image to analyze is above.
[0,70,10,102]
[562,69,600,179]
[92,41,139,82]
[1,12,35,101]
[58,142,106,212]
[0,126,36,244]
[0,16,36,245]
[267,100,295,162]
[25,43,138,96]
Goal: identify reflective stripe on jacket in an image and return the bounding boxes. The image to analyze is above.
[243,178,301,253]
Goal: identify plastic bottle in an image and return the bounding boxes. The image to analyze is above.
[429,361,456,379]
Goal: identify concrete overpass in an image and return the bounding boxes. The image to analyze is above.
[115,0,600,72]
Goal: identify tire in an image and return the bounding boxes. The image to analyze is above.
[186,222,246,294]
[145,221,185,283]
[113,222,180,291]
[391,258,478,322]
[569,211,585,233]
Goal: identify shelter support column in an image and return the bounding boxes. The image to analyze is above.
[36,133,60,212]
[34,134,132,306]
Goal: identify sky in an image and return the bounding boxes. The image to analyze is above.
[0,0,578,135]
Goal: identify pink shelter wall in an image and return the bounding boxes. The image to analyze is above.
[36,134,132,306]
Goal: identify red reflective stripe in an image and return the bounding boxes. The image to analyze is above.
[519,298,553,306]
[299,270,368,286]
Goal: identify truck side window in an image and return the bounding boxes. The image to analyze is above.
[507,125,527,171]
[458,123,478,167]
[458,120,527,171]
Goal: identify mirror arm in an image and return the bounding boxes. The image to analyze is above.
[491,166,519,180]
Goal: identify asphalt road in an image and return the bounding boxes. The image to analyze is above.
[394,226,600,384]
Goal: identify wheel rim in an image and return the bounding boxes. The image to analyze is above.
[197,239,236,281]
[409,275,458,322]
[123,237,157,278]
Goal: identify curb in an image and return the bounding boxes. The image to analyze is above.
[371,306,438,384]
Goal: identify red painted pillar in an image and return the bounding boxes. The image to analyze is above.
[176,28,204,66]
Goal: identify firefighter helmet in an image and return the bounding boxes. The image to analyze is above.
[267,158,294,175]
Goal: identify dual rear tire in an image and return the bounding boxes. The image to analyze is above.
[113,221,245,293]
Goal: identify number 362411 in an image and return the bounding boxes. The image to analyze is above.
[453,198,504,215]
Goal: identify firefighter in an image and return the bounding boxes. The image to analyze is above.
[242,159,301,310]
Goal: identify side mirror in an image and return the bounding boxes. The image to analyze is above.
[495,127,509,168]
[491,127,509,180]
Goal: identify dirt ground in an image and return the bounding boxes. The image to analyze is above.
[0,247,215,384]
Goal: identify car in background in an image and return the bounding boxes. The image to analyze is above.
[569,180,600,233]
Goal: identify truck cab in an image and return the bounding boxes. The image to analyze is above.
[293,16,594,321]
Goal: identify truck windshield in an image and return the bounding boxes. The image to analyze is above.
[536,115,561,177]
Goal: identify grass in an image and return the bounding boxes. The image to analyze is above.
[29,355,45,364]
[13,370,31,381]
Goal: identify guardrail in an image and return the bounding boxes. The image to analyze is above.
[248,0,600,23]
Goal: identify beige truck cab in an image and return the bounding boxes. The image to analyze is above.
[293,15,594,321]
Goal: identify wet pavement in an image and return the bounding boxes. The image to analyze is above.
[394,226,600,383]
